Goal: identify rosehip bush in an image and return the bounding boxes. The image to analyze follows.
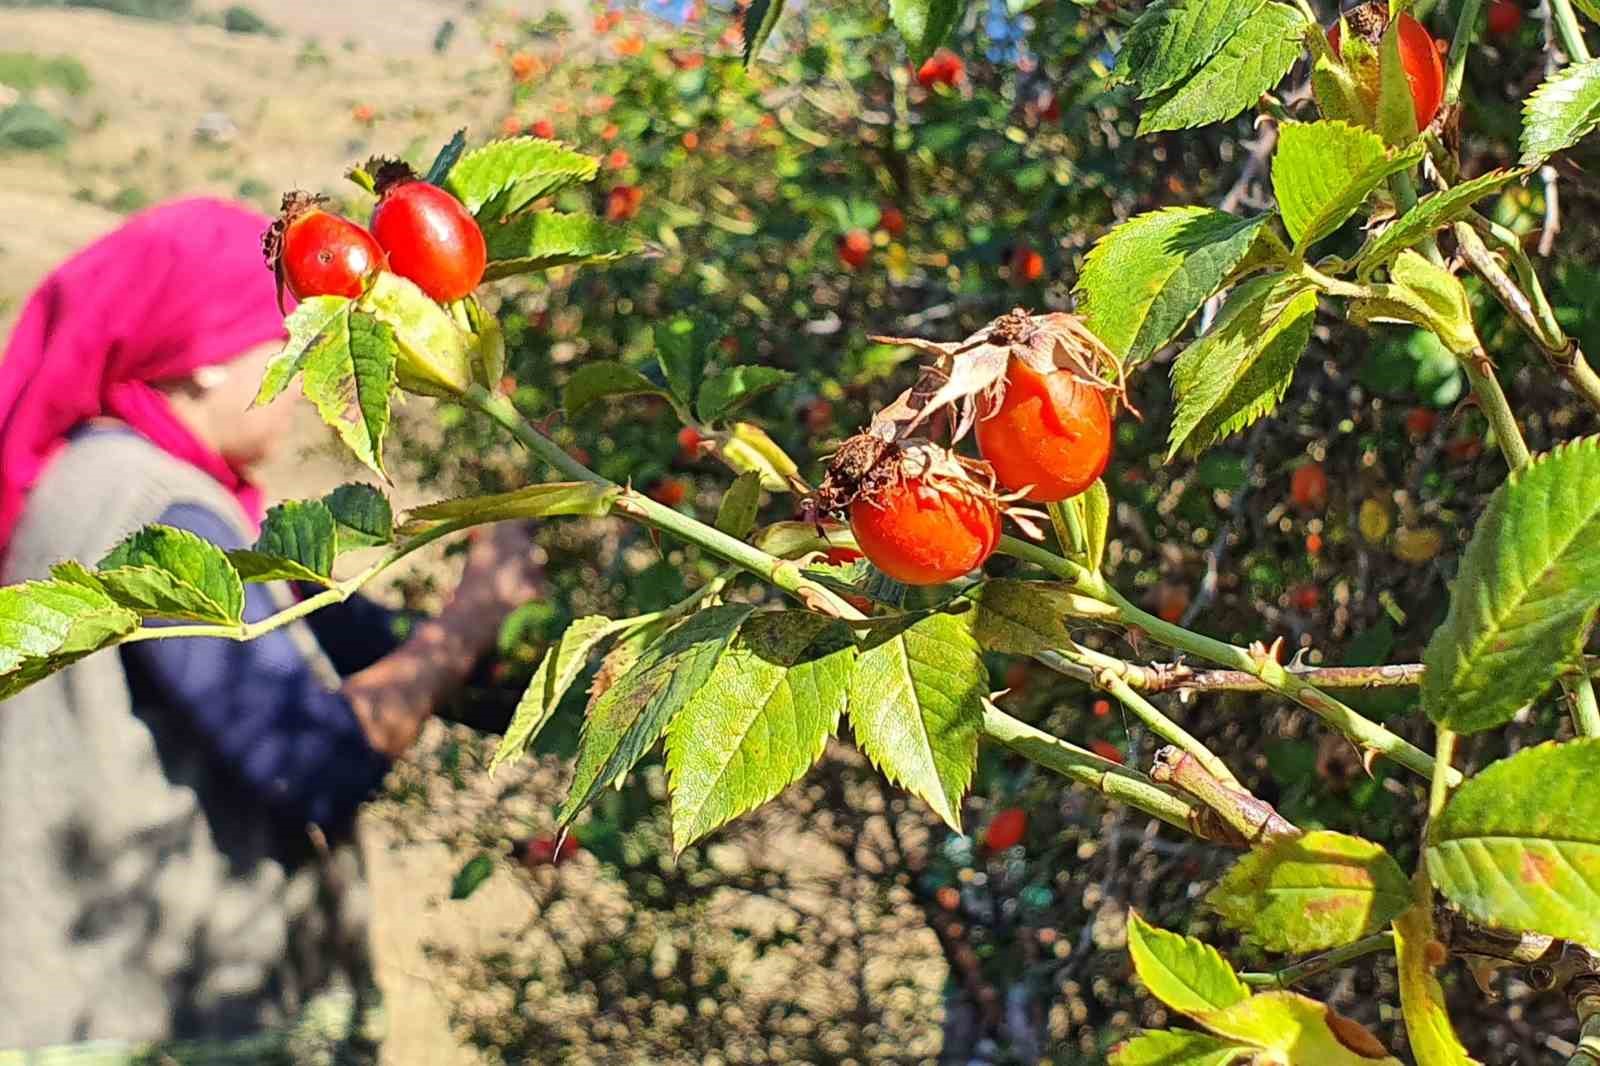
[11,0,1600,1062]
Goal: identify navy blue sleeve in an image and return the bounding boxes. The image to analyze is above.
[119,502,392,828]
[295,588,408,676]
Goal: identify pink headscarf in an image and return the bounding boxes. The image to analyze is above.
[0,198,287,559]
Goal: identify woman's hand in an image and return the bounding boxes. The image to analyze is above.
[439,522,545,655]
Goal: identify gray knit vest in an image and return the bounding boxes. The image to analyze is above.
[0,430,380,1055]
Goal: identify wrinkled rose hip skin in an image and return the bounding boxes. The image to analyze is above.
[848,475,1001,585]
[975,357,1112,502]
[370,175,487,302]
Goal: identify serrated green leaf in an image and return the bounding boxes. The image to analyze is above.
[1271,120,1426,253]
[1168,275,1316,458]
[1421,439,1600,731]
[255,296,351,407]
[564,361,672,415]
[559,605,754,826]
[298,310,397,478]
[715,470,763,540]
[848,611,984,830]
[1394,901,1480,1066]
[719,422,801,491]
[1355,169,1528,276]
[666,612,855,850]
[697,366,792,422]
[1574,0,1600,22]
[1110,1030,1251,1066]
[358,272,472,400]
[227,500,338,585]
[1138,3,1307,135]
[0,576,139,695]
[891,0,965,63]
[490,616,619,774]
[482,211,640,280]
[1207,830,1411,953]
[1351,251,1480,355]
[966,579,1118,656]
[655,315,719,410]
[444,137,600,220]
[406,482,619,525]
[1199,991,1401,1064]
[1118,0,1265,98]
[1076,208,1274,368]
[1520,58,1600,165]
[1426,739,1600,945]
[742,0,786,65]
[1375,18,1421,145]
[450,853,495,900]
[324,483,393,551]
[98,525,246,625]
[1127,911,1249,1017]
[423,128,467,186]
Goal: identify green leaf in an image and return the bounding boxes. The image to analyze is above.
[1375,17,1421,145]
[256,296,351,407]
[1199,991,1401,1064]
[697,366,792,422]
[450,854,495,900]
[714,470,763,540]
[1110,1030,1252,1066]
[98,525,245,625]
[1076,208,1274,368]
[891,0,965,63]
[1127,911,1249,1016]
[1118,0,1265,98]
[490,616,620,774]
[1311,50,1370,127]
[423,128,467,186]
[1355,169,1528,277]
[0,576,139,697]
[1520,58,1600,165]
[564,361,672,416]
[1422,438,1600,732]
[296,310,397,478]
[481,211,640,280]
[1574,0,1600,23]
[741,0,786,65]
[1137,3,1307,134]
[1394,901,1480,1066]
[655,315,719,411]
[324,483,393,551]
[558,605,754,826]
[966,579,1118,656]
[1167,275,1317,458]
[1271,120,1426,253]
[227,499,338,585]
[1206,830,1411,953]
[444,137,600,220]
[1351,250,1480,356]
[666,612,855,850]
[405,482,619,525]
[718,422,801,492]
[358,271,472,399]
[847,611,985,830]
[1426,739,1600,945]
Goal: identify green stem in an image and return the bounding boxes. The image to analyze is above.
[1048,499,1087,559]
[122,518,474,644]
[1239,932,1397,989]
[1389,171,1446,267]
[998,537,1448,783]
[1044,643,1241,788]
[1551,0,1594,62]
[1461,351,1532,468]
[1572,673,1600,738]
[464,385,858,618]
[1444,0,1485,108]
[1428,727,1458,836]
[979,702,1207,837]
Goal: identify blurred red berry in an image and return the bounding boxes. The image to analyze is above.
[1488,0,1522,36]
[804,398,834,434]
[606,148,630,170]
[352,103,375,124]
[1090,739,1125,765]
[510,51,540,83]
[935,885,961,911]
[1154,583,1190,624]
[605,184,643,221]
[600,123,620,141]
[1289,583,1320,612]
[1445,436,1483,462]
[1290,463,1328,510]
[1009,245,1044,284]
[880,206,905,236]
[1305,532,1324,556]
[1404,407,1438,437]
[916,48,964,89]
[838,229,872,270]
[650,479,688,507]
[501,114,524,136]
[1003,660,1030,695]
[1092,698,1112,718]
[984,808,1028,851]
[682,130,700,150]
[677,425,703,459]
[531,118,556,139]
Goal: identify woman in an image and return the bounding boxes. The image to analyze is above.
[0,199,541,1056]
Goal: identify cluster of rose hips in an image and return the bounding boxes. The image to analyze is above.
[265,162,487,307]
[806,310,1118,588]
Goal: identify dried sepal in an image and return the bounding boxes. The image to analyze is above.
[261,190,327,313]
[869,307,1131,446]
